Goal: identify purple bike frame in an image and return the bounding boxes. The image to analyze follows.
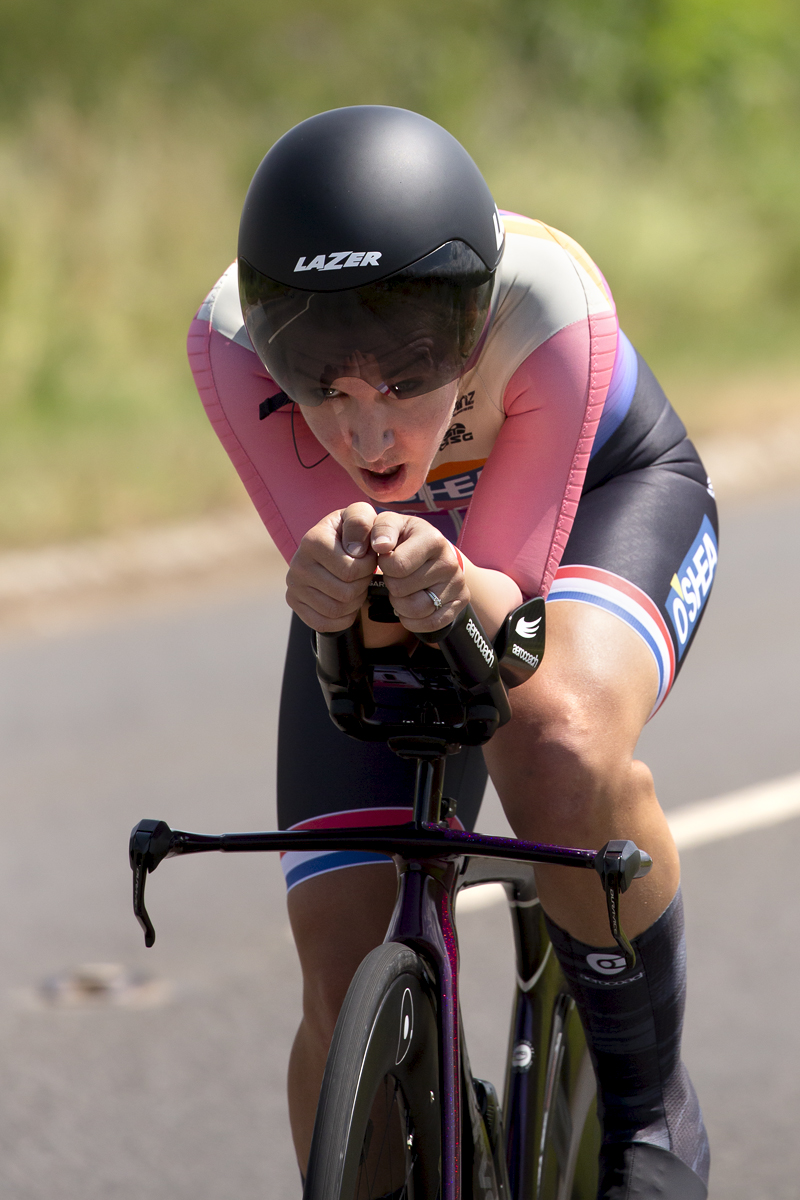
[129,606,652,1198]
[131,819,598,1200]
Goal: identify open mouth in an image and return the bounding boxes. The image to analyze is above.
[359,463,407,494]
[365,464,402,480]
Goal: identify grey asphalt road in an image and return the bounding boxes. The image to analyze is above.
[1,489,798,1200]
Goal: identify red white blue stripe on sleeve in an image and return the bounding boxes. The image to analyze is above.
[281,807,466,892]
[547,566,675,718]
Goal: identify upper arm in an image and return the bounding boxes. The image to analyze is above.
[187,265,364,563]
[458,312,618,597]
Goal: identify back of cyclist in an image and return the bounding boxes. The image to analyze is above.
[188,105,714,1198]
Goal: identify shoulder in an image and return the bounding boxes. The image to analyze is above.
[188,262,285,414]
[463,213,617,412]
[491,212,615,343]
[496,213,613,307]
[191,262,256,353]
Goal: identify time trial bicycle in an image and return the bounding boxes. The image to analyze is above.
[129,583,652,1199]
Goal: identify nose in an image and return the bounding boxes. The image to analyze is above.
[349,404,395,463]
[331,380,396,464]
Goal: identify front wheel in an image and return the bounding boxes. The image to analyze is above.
[304,942,442,1200]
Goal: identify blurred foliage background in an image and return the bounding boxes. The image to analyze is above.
[1,0,799,546]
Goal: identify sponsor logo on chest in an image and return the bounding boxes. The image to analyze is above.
[439,422,474,452]
[438,392,478,453]
[666,515,718,657]
[293,251,382,273]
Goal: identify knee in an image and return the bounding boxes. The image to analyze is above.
[525,688,623,809]
[488,678,654,831]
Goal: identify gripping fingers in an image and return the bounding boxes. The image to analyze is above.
[290,583,366,632]
[377,524,467,633]
[388,584,465,633]
[286,520,376,630]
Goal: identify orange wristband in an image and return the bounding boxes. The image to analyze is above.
[453,546,465,572]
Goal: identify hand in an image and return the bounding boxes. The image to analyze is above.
[367,511,468,634]
[286,504,468,634]
[286,503,379,632]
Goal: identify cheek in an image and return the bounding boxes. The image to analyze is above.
[301,408,343,452]
[410,389,457,450]
[394,409,451,480]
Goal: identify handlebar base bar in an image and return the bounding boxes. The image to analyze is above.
[129,818,651,950]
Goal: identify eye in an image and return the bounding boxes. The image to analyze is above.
[320,386,345,400]
[388,378,424,397]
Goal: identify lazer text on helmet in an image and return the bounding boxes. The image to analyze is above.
[293,252,383,273]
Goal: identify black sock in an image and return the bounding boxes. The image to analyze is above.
[544,888,709,1185]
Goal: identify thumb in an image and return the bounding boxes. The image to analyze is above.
[340,502,378,558]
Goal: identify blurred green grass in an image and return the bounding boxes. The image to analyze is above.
[1,0,799,547]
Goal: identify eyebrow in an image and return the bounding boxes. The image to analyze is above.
[382,348,434,381]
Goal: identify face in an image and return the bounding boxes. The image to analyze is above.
[300,376,458,504]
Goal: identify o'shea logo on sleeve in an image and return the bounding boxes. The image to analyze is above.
[666,515,718,657]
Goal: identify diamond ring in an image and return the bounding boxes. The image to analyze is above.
[426,590,443,611]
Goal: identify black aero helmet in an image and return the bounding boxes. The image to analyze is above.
[238,105,504,406]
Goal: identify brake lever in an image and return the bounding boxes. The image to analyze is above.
[129,819,177,947]
[594,839,653,969]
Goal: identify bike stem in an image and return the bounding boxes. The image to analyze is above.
[387,736,450,826]
[412,756,446,825]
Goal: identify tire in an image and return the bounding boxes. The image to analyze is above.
[304,942,442,1200]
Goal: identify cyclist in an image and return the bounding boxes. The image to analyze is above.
[188,105,715,1198]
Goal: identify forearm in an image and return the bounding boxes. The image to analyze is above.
[459,551,523,640]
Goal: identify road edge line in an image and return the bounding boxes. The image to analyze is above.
[668,771,800,849]
[457,771,800,911]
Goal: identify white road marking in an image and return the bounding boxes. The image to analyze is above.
[457,771,800,912]
[667,770,800,850]
[458,883,507,912]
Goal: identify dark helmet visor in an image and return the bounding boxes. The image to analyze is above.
[239,241,495,406]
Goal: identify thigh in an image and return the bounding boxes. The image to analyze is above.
[485,447,717,934]
[277,613,488,892]
[486,599,659,824]
[551,437,719,716]
[487,436,719,830]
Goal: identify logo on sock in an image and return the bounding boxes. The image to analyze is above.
[586,952,627,975]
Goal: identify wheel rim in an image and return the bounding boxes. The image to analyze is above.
[355,1074,419,1199]
[306,948,442,1200]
